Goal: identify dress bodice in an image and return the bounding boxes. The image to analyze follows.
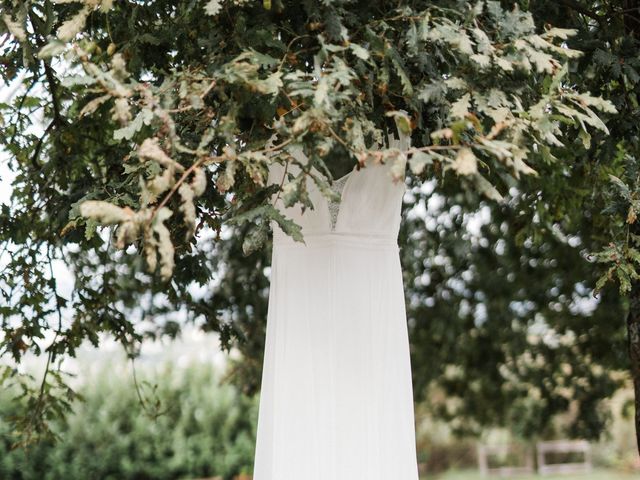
[267,134,409,245]
[255,131,419,480]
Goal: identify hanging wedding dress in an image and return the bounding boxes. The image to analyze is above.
[253,133,419,480]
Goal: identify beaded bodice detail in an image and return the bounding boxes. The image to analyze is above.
[327,173,351,231]
[265,130,411,243]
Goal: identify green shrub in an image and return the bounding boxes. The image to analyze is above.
[0,360,258,480]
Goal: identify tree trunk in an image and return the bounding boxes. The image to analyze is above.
[628,282,640,456]
[624,0,640,37]
[623,0,640,457]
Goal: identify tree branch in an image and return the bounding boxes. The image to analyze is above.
[557,0,606,27]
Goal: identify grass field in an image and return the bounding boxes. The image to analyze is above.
[421,470,639,480]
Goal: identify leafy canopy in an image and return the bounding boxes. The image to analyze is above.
[0,0,618,446]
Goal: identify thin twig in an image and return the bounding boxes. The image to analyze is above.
[24,247,65,445]
[273,160,290,206]
[557,0,606,27]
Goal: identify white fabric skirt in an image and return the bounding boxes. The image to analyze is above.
[253,233,420,480]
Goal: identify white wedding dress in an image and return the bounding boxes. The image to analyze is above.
[253,134,419,480]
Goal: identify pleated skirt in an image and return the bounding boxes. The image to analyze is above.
[253,233,419,480]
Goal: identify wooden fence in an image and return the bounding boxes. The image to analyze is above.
[478,439,592,477]
[537,440,592,475]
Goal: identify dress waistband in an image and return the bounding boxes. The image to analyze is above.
[273,231,399,249]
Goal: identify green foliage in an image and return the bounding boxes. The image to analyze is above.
[0,361,258,480]
[400,183,627,440]
[0,0,631,448]
[517,0,640,298]
[0,0,615,279]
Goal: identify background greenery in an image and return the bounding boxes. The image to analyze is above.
[0,357,636,480]
[1,0,640,459]
[434,472,638,480]
[0,359,258,480]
